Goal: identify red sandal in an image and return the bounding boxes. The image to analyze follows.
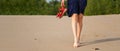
[56,6,67,19]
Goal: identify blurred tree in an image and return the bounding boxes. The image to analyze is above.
[0,0,120,15]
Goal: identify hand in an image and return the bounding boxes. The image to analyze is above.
[61,0,65,7]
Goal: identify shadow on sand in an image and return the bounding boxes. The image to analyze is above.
[80,37,120,47]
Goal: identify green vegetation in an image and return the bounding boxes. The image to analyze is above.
[85,0,120,15]
[0,0,120,15]
[0,0,60,15]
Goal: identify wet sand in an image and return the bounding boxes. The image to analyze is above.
[0,15,120,51]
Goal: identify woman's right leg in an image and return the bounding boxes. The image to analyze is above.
[71,14,79,48]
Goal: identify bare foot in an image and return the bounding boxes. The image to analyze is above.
[73,43,80,48]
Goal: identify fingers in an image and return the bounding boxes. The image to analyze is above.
[61,2,64,7]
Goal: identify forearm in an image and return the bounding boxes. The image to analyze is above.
[61,0,67,6]
[61,0,64,2]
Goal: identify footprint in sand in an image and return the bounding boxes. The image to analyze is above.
[34,38,37,40]
[92,47,100,51]
[34,32,40,40]
[95,34,106,37]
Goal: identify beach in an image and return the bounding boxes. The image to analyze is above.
[0,15,120,51]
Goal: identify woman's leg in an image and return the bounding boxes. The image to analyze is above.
[77,13,83,44]
[71,14,79,47]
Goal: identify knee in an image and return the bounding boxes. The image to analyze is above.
[72,14,78,22]
[78,14,83,20]
[79,16,83,20]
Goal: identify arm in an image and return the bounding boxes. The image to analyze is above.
[61,0,65,6]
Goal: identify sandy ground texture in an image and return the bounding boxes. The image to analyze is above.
[0,15,120,51]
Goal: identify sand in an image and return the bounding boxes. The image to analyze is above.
[0,15,120,51]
